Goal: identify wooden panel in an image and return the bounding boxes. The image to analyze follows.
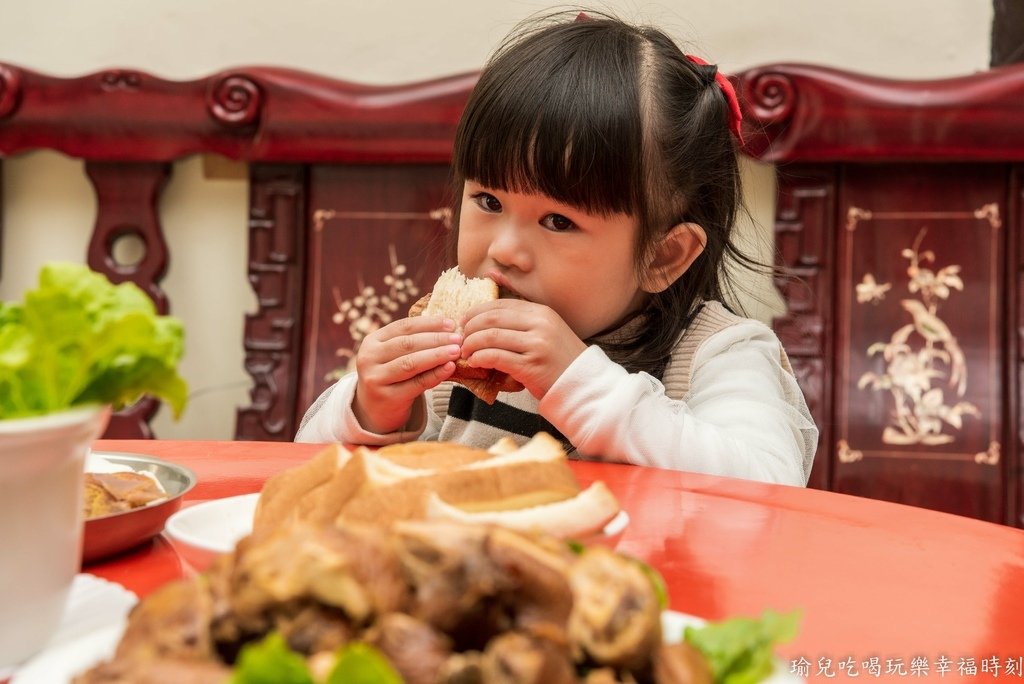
[84,161,171,439]
[773,165,837,491]
[236,165,308,441]
[1012,165,1024,527]
[297,165,452,428]
[832,164,1006,521]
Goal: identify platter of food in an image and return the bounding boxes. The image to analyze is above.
[14,434,800,683]
[82,451,196,563]
[167,432,630,573]
[17,517,800,684]
[12,608,800,684]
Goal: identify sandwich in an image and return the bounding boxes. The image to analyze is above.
[409,267,525,404]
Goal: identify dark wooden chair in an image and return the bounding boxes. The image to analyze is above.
[2,61,1022,525]
[739,63,1024,525]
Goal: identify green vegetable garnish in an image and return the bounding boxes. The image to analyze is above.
[230,633,403,684]
[684,609,801,684]
[325,643,403,684]
[231,633,315,684]
[634,558,670,610]
[0,262,187,419]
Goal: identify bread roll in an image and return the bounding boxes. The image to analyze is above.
[253,444,352,537]
[410,268,525,403]
[424,481,621,539]
[336,458,581,528]
[252,433,622,543]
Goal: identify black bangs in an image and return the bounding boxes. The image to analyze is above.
[453,21,645,217]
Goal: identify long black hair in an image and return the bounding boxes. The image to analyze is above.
[450,11,756,378]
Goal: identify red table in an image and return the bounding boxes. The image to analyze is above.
[85,439,1024,681]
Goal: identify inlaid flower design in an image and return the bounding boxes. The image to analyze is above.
[326,245,420,381]
[856,229,978,446]
[855,274,891,304]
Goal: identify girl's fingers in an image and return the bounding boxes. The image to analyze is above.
[379,344,463,383]
[375,315,456,343]
[460,299,535,331]
[461,326,531,358]
[413,360,458,389]
[365,330,463,364]
[463,347,516,372]
[379,360,458,403]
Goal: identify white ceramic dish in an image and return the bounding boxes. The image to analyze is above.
[9,574,137,684]
[165,493,631,573]
[13,606,802,683]
[165,493,260,572]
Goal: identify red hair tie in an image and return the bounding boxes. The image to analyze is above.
[685,54,744,144]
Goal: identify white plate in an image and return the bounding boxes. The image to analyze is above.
[11,606,800,684]
[165,493,259,573]
[9,574,137,684]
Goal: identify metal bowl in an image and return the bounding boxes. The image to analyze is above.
[82,451,196,564]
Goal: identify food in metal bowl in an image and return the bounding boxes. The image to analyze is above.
[84,471,167,520]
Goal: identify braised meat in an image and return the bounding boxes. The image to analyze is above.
[365,613,453,684]
[74,519,699,684]
[568,546,662,671]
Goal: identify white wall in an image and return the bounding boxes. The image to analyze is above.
[0,1,994,439]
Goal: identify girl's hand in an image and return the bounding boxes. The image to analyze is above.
[352,315,463,434]
[460,299,588,399]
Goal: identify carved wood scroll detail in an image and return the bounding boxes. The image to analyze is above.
[84,161,171,439]
[206,74,262,128]
[737,63,1024,163]
[236,164,307,441]
[743,71,795,124]
[0,64,21,119]
[0,62,474,163]
[99,70,143,92]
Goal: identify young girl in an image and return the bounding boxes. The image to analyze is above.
[297,11,817,486]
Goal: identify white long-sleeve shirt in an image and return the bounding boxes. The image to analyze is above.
[296,301,818,486]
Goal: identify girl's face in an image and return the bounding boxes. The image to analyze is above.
[457,181,648,339]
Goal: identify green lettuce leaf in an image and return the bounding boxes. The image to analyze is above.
[325,643,403,684]
[684,609,801,684]
[229,633,403,684]
[230,633,315,684]
[0,262,187,419]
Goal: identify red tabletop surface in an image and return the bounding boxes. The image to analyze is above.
[84,439,1024,681]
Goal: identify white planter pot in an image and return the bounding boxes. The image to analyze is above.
[0,405,111,667]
